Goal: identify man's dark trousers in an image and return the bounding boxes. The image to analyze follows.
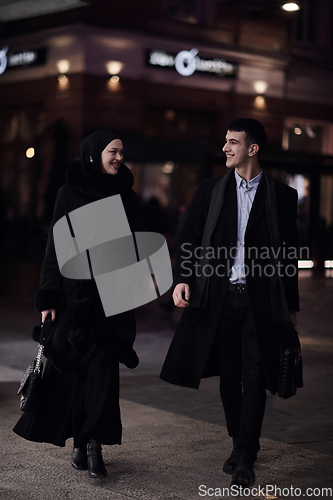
[213,289,267,454]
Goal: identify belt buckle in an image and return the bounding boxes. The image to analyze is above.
[237,284,245,294]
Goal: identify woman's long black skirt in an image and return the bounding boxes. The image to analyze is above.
[13,349,122,447]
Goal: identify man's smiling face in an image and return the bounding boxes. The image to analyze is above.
[222,130,252,169]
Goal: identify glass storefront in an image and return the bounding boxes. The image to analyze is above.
[320,174,333,274]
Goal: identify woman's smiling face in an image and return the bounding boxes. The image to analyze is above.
[101,139,123,175]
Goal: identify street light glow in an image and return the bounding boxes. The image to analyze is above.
[56,59,70,74]
[282,3,300,12]
[298,261,314,269]
[26,147,35,158]
[106,61,123,75]
[253,80,268,95]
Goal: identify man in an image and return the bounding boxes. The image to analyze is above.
[160,118,301,487]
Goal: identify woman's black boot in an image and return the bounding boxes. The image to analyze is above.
[71,445,88,470]
[87,439,107,477]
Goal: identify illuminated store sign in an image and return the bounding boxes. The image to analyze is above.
[0,47,47,75]
[147,48,237,78]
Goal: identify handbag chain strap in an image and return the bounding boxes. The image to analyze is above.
[34,344,45,373]
[33,319,48,373]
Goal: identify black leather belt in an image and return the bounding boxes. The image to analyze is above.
[228,283,247,294]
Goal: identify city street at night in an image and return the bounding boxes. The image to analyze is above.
[1,1,333,498]
[0,272,332,499]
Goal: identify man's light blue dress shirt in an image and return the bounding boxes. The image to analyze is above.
[229,168,263,284]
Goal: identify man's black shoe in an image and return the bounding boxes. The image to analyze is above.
[230,453,256,487]
[87,439,107,477]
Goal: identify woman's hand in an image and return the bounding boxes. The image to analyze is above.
[41,309,56,323]
[289,311,297,328]
[173,283,190,308]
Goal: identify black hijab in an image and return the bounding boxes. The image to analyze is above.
[80,129,121,174]
[66,129,134,197]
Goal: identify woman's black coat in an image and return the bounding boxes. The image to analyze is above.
[160,171,300,393]
[35,158,140,371]
[13,158,140,445]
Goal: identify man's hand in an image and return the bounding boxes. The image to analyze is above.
[289,311,297,328]
[173,283,190,308]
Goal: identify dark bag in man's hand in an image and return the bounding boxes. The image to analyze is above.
[277,322,302,399]
[17,314,54,412]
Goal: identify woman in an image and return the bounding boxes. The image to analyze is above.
[13,130,140,478]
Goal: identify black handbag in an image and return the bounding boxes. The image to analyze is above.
[17,314,54,412]
[276,322,302,399]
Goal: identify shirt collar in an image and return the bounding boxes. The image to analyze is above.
[234,168,263,190]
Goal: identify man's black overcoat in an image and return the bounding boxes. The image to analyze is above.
[160,170,299,394]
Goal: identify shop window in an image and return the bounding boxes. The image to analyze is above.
[294,0,332,49]
[286,125,323,154]
[286,173,310,252]
[320,174,333,269]
[144,106,217,143]
[163,0,200,23]
[320,174,333,228]
[282,120,332,155]
[0,107,40,216]
[141,163,172,207]
[1,150,15,190]
[3,113,19,144]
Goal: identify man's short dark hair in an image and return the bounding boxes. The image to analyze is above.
[226,118,267,151]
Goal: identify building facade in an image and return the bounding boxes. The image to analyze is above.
[0,0,333,274]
